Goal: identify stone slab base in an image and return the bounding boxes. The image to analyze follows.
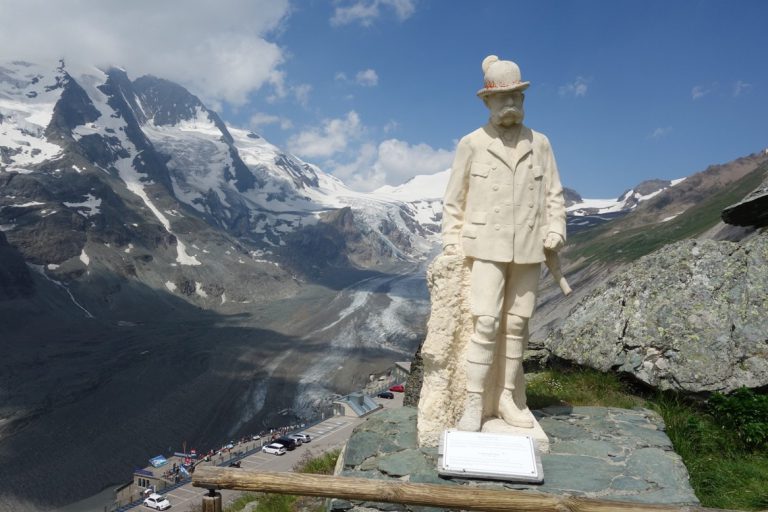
[332,405,700,512]
[481,417,550,453]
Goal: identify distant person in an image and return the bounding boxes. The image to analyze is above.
[442,55,566,431]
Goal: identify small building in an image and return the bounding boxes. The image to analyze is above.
[333,392,382,417]
[114,454,189,506]
[392,361,411,383]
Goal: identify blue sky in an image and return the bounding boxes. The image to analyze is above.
[2,0,767,197]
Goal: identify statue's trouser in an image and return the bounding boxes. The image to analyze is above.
[458,259,540,431]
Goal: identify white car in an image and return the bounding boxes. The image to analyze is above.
[290,433,311,443]
[143,493,171,510]
[262,443,286,455]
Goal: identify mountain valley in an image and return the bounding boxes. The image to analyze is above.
[1,59,766,511]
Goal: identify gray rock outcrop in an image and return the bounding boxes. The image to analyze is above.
[544,231,768,393]
[722,174,768,227]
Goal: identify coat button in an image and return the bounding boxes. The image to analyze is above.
[528,220,534,227]
[492,185,499,191]
[528,163,533,169]
[529,184,534,190]
[494,224,501,231]
[528,202,534,208]
[494,206,500,213]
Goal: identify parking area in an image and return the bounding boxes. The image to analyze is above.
[156,393,403,511]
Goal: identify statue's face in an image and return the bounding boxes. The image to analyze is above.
[485,90,525,127]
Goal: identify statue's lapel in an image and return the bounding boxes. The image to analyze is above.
[483,124,533,172]
[514,127,533,169]
[484,124,515,171]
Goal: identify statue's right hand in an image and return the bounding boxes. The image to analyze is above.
[443,244,459,256]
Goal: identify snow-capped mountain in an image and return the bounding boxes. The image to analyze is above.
[1,60,440,509]
[567,178,687,216]
[374,169,448,237]
[0,60,437,306]
[371,166,691,237]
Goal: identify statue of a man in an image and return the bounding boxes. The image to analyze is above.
[442,55,566,432]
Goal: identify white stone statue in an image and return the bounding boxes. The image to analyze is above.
[417,55,566,444]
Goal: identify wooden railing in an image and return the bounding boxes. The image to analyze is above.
[192,466,738,512]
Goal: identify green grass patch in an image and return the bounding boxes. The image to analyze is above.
[527,368,645,410]
[223,493,260,512]
[527,368,768,510]
[225,448,342,512]
[295,448,341,475]
[254,493,295,512]
[651,392,768,510]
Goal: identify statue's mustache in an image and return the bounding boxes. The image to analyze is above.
[496,107,522,119]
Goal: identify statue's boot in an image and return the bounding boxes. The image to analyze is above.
[497,335,534,428]
[456,336,495,432]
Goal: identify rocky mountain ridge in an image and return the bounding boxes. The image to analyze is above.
[0,60,440,318]
[0,60,442,510]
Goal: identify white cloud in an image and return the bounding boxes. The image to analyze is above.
[249,113,293,130]
[333,138,453,191]
[0,0,290,107]
[383,120,399,133]
[373,139,453,185]
[355,69,379,86]
[691,82,719,101]
[649,126,672,140]
[558,76,589,98]
[733,80,752,97]
[287,111,363,159]
[289,109,451,192]
[331,0,416,27]
[335,69,379,87]
[293,84,312,106]
[692,84,711,100]
[330,143,379,183]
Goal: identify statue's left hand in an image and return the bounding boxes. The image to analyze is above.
[543,232,564,252]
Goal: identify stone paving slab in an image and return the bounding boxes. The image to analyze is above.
[332,405,699,511]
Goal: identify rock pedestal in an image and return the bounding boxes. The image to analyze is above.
[416,254,548,447]
[332,406,699,512]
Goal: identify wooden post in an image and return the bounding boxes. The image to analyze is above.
[201,489,222,512]
[192,467,736,512]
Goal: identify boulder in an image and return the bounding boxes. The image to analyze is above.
[544,231,768,393]
[722,175,768,227]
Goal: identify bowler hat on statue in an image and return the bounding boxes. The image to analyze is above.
[476,55,530,97]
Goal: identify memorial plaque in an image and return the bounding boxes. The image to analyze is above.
[438,429,543,483]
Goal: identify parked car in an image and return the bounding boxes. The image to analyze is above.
[389,384,405,392]
[262,443,286,455]
[377,391,395,399]
[290,433,312,443]
[273,436,298,450]
[143,493,171,510]
[228,461,241,468]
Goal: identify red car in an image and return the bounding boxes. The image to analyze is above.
[389,384,405,392]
